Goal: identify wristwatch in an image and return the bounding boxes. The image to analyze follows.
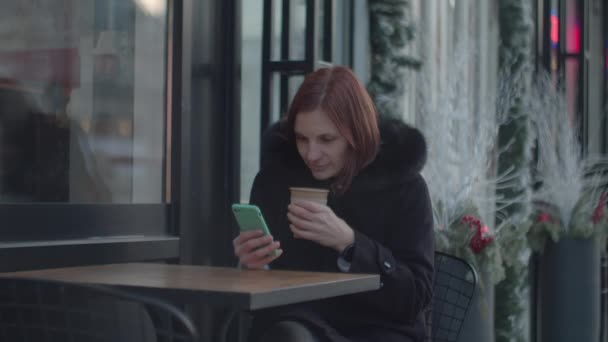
[340,242,356,262]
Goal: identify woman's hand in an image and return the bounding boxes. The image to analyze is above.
[233,230,282,269]
[287,200,355,252]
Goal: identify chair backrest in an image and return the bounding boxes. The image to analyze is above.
[0,277,199,342]
[427,251,477,342]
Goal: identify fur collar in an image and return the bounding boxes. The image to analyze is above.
[260,117,427,191]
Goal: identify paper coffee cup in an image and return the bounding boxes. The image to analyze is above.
[289,187,329,205]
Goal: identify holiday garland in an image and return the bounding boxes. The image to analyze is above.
[434,211,513,289]
[367,0,420,118]
[529,194,608,252]
[495,1,535,341]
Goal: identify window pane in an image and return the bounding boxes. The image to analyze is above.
[271,73,282,123]
[565,58,579,123]
[288,76,304,105]
[565,0,581,54]
[549,2,559,72]
[268,0,307,60]
[317,0,327,61]
[289,0,307,60]
[271,0,283,61]
[537,0,544,57]
[241,0,262,203]
[0,0,168,204]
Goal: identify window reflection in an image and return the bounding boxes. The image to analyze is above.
[0,0,168,203]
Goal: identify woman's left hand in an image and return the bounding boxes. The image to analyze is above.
[287,200,355,252]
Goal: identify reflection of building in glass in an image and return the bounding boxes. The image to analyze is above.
[0,78,110,202]
[0,0,167,204]
[91,29,135,203]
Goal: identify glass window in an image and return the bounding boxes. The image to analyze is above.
[549,1,559,72]
[271,0,283,61]
[290,0,307,60]
[241,0,342,202]
[317,0,329,61]
[0,0,169,204]
[565,0,581,54]
[565,59,580,123]
[537,0,545,58]
[240,0,263,203]
[288,76,304,105]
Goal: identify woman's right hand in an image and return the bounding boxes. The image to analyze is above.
[233,230,282,269]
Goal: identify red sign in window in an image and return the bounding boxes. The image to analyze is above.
[0,48,79,93]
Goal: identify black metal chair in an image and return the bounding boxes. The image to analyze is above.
[0,277,199,342]
[426,251,477,342]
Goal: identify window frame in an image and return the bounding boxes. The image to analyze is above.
[260,0,337,136]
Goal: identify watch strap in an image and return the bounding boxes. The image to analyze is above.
[340,242,355,262]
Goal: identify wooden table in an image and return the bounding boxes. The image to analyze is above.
[0,263,380,310]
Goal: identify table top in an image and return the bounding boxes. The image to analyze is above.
[0,263,380,310]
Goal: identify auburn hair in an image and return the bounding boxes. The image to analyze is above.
[285,66,380,192]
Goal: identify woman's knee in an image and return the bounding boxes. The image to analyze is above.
[258,320,320,342]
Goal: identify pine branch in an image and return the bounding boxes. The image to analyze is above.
[367,0,419,118]
[495,0,535,340]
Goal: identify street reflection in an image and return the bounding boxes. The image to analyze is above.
[0,0,167,203]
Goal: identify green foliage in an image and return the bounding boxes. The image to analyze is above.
[435,211,507,288]
[528,193,608,252]
[527,219,561,252]
[494,265,528,342]
[367,0,419,118]
[495,0,534,341]
[498,221,533,268]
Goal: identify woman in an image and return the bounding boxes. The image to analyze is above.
[233,66,434,342]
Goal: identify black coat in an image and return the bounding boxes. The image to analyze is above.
[248,118,434,342]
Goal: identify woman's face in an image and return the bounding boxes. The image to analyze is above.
[294,109,349,180]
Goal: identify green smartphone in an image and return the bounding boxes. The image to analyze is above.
[231,204,278,256]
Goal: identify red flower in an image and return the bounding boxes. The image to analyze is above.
[469,231,494,254]
[461,215,475,224]
[480,225,489,235]
[462,215,493,254]
[592,193,607,224]
[461,215,482,230]
[537,212,551,223]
